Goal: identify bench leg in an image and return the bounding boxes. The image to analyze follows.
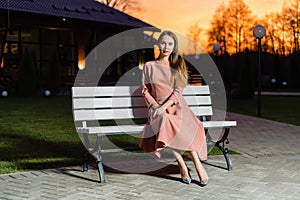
[82,133,106,182]
[82,133,92,172]
[83,150,89,172]
[83,150,106,181]
[93,134,105,183]
[96,158,105,183]
[216,128,233,171]
[217,144,233,171]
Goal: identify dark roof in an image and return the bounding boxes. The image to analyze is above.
[0,0,153,28]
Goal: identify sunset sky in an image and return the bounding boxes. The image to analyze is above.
[133,0,284,36]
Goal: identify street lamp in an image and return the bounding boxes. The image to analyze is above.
[253,25,266,116]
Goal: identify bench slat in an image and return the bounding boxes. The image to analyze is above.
[73,106,213,121]
[73,96,211,109]
[73,97,146,109]
[72,86,141,97]
[72,85,210,97]
[77,125,145,135]
[76,121,237,135]
[182,85,210,95]
[202,121,237,128]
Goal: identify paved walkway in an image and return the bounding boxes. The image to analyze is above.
[0,113,300,200]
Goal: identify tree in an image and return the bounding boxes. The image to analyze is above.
[187,23,204,54]
[96,0,141,14]
[226,0,253,53]
[282,0,300,53]
[206,0,253,54]
[261,12,285,55]
[207,2,229,54]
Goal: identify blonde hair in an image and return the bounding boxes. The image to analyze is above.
[157,31,188,87]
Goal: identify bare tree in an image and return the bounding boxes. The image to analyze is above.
[226,0,253,53]
[206,0,253,54]
[282,0,300,53]
[261,12,285,55]
[207,2,229,54]
[96,0,141,14]
[187,23,204,54]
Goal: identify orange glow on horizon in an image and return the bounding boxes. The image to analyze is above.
[134,0,283,36]
[130,0,283,52]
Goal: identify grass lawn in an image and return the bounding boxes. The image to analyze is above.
[0,96,85,174]
[1,94,298,174]
[227,95,300,126]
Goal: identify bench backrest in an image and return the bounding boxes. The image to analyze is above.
[72,85,212,122]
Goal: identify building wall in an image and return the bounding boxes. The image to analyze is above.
[0,13,145,93]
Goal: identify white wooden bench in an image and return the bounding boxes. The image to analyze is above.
[72,85,237,183]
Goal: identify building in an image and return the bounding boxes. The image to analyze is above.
[0,0,157,94]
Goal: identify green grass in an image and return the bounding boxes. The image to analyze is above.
[0,96,85,174]
[227,95,300,126]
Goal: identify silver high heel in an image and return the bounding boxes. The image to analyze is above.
[200,178,209,186]
[182,176,192,184]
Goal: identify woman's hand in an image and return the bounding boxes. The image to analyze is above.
[153,106,166,118]
[150,103,160,110]
[152,99,174,118]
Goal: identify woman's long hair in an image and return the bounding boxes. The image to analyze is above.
[157,31,188,87]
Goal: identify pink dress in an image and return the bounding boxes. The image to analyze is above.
[139,60,207,160]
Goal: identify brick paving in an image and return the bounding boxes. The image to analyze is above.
[0,112,300,199]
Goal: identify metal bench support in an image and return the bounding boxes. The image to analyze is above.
[216,128,233,171]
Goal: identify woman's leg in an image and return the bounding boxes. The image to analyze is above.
[171,149,190,179]
[187,151,209,183]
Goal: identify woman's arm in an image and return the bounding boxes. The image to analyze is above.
[142,63,157,108]
[153,84,184,117]
[167,85,183,105]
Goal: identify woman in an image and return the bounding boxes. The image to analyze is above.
[139,31,209,186]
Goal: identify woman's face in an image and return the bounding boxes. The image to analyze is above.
[159,35,175,57]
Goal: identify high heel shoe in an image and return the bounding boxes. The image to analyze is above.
[179,163,192,184]
[199,178,209,186]
[182,176,192,184]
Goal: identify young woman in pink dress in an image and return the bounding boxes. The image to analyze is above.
[139,31,209,186]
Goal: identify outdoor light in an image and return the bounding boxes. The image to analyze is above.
[44,90,51,96]
[78,64,85,70]
[1,90,8,97]
[253,25,266,39]
[253,24,266,116]
[138,52,145,70]
[213,43,221,70]
[213,43,221,53]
